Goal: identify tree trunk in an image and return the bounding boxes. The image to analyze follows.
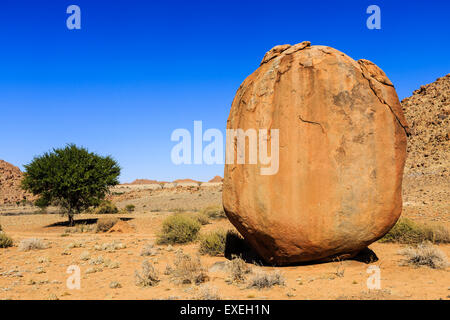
[68,214,74,226]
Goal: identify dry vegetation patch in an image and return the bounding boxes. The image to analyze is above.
[135,260,160,287]
[196,284,221,300]
[380,218,450,244]
[140,243,158,256]
[246,269,286,290]
[65,224,95,234]
[226,255,252,283]
[399,242,449,269]
[167,251,209,285]
[18,238,48,251]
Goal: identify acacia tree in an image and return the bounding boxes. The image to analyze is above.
[22,144,121,226]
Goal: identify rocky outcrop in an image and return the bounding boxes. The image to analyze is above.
[209,176,223,183]
[0,160,35,205]
[402,74,449,177]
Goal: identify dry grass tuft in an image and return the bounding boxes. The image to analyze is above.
[140,243,158,256]
[226,255,252,283]
[19,238,47,251]
[168,251,209,285]
[196,284,221,300]
[135,260,160,287]
[247,270,286,289]
[109,281,122,289]
[399,242,449,269]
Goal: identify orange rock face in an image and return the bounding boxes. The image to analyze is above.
[223,42,408,265]
[0,160,36,205]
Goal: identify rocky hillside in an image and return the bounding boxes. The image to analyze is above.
[209,176,223,183]
[0,160,35,205]
[402,74,449,177]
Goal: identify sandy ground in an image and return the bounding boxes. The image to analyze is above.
[0,179,449,300]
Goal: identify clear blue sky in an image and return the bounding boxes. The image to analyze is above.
[0,0,449,183]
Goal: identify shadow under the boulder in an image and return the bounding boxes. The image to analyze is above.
[224,232,268,266]
[224,232,379,267]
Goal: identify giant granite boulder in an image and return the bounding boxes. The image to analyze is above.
[223,41,408,265]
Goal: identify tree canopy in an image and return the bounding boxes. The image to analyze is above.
[22,144,121,225]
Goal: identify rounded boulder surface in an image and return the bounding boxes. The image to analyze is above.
[223,42,408,265]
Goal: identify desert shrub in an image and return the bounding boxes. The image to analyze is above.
[226,255,252,283]
[19,238,47,251]
[125,204,135,213]
[135,260,160,287]
[0,223,2,232]
[0,233,13,248]
[399,242,449,269]
[168,251,209,285]
[201,205,226,219]
[199,229,227,256]
[157,214,201,245]
[196,284,221,300]
[190,212,210,225]
[96,217,118,232]
[380,218,450,244]
[247,270,286,289]
[93,201,119,215]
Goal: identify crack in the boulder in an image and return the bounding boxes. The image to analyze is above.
[360,70,410,136]
[298,115,325,133]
